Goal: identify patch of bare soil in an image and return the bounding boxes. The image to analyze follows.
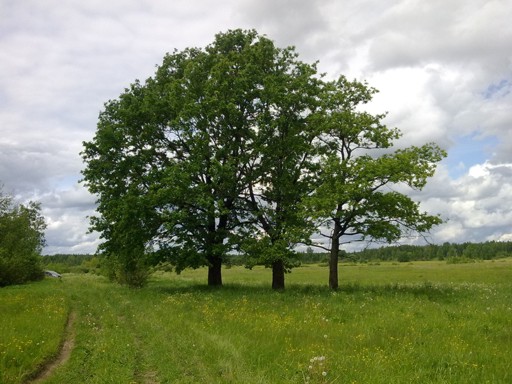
[29,311,76,383]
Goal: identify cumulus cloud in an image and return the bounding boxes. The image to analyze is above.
[413,162,512,244]
[35,184,100,254]
[237,0,327,49]
[1,0,512,253]
[358,0,512,71]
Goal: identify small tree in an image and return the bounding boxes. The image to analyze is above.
[305,76,446,289]
[0,187,46,287]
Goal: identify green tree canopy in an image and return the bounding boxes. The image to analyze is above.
[82,29,445,289]
[0,187,46,287]
[305,76,446,289]
[82,29,322,287]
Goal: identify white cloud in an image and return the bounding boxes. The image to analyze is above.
[36,184,99,254]
[414,162,512,244]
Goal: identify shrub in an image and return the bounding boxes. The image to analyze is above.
[0,188,46,286]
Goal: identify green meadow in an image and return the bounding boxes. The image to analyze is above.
[1,260,512,383]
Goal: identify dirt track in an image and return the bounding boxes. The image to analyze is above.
[30,311,76,383]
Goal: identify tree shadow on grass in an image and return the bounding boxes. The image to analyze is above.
[147,279,465,303]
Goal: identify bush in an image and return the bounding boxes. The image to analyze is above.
[0,188,46,287]
[446,256,477,264]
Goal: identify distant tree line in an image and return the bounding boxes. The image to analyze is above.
[41,254,101,274]
[41,241,512,278]
[346,241,512,263]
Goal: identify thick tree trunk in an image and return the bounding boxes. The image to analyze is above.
[272,259,285,290]
[329,239,339,290]
[208,256,223,287]
[329,220,341,290]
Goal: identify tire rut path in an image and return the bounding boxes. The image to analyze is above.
[29,311,76,383]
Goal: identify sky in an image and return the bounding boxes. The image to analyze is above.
[1,0,511,254]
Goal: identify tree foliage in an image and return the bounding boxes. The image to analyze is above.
[236,40,323,289]
[0,187,46,287]
[305,76,446,289]
[82,29,445,289]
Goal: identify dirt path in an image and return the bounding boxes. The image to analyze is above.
[30,311,76,383]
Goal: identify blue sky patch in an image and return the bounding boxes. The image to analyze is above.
[444,133,498,179]
[483,79,511,99]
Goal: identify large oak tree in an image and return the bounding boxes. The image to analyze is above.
[82,30,322,287]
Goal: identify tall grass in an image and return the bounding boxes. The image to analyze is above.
[0,279,69,383]
[1,259,512,383]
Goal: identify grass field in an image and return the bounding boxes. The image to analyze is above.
[1,259,512,383]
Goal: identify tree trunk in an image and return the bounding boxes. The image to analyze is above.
[208,256,223,287]
[329,240,339,290]
[329,220,341,290]
[272,259,285,290]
